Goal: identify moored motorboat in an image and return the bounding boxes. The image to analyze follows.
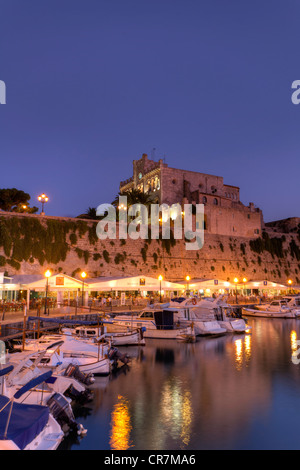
[62,325,146,346]
[166,297,247,335]
[0,367,64,450]
[241,307,296,318]
[24,335,111,375]
[2,350,88,436]
[6,345,93,404]
[140,309,196,340]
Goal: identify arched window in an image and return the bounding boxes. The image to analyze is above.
[203,196,207,204]
[213,198,218,205]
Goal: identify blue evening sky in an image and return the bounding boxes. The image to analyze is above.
[0,0,299,222]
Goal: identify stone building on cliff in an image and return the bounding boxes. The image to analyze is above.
[120,153,263,238]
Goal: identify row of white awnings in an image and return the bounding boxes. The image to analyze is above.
[0,274,296,292]
[0,274,183,292]
[183,278,292,291]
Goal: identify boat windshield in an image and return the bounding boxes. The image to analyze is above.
[139,311,154,318]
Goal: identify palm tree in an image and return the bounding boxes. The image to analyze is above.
[112,189,154,209]
[76,207,99,219]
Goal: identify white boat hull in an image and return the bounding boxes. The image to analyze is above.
[59,354,111,375]
[143,327,194,340]
[177,319,227,337]
[218,318,249,333]
[107,331,145,346]
[242,308,295,318]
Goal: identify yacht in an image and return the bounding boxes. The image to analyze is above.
[112,308,195,340]
[167,296,250,335]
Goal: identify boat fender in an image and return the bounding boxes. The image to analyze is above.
[192,298,197,305]
[140,327,146,339]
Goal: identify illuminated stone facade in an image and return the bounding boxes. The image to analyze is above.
[120,153,263,238]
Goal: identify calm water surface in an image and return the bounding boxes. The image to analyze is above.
[59,318,300,450]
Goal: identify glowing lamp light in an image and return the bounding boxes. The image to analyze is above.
[158,275,163,281]
[288,279,293,285]
[38,193,49,214]
[81,271,87,279]
[234,278,239,283]
[44,270,51,278]
[185,275,190,282]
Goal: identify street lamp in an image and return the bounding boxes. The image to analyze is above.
[234,277,239,304]
[242,278,247,297]
[185,275,190,297]
[288,279,293,293]
[38,193,49,215]
[158,275,163,303]
[81,271,87,307]
[44,270,51,315]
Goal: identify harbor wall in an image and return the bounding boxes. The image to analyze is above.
[0,211,299,284]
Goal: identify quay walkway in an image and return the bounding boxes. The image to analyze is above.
[0,305,143,342]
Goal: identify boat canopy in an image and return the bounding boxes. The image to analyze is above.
[0,396,50,450]
[27,316,113,325]
[0,365,14,377]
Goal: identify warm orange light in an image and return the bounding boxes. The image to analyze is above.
[234,278,239,283]
[44,270,51,278]
[81,271,87,279]
[110,395,132,450]
[158,275,163,281]
[38,193,49,202]
[186,275,190,282]
[242,278,247,283]
[288,279,293,285]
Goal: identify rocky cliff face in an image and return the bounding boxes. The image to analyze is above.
[0,212,299,284]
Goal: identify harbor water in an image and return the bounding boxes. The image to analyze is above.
[59,317,300,450]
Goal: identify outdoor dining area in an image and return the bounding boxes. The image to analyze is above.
[0,272,298,317]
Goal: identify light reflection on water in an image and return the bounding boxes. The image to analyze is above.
[109,395,133,450]
[63,318,300,450]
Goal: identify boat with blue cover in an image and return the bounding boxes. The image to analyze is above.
[0,367,64,450]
